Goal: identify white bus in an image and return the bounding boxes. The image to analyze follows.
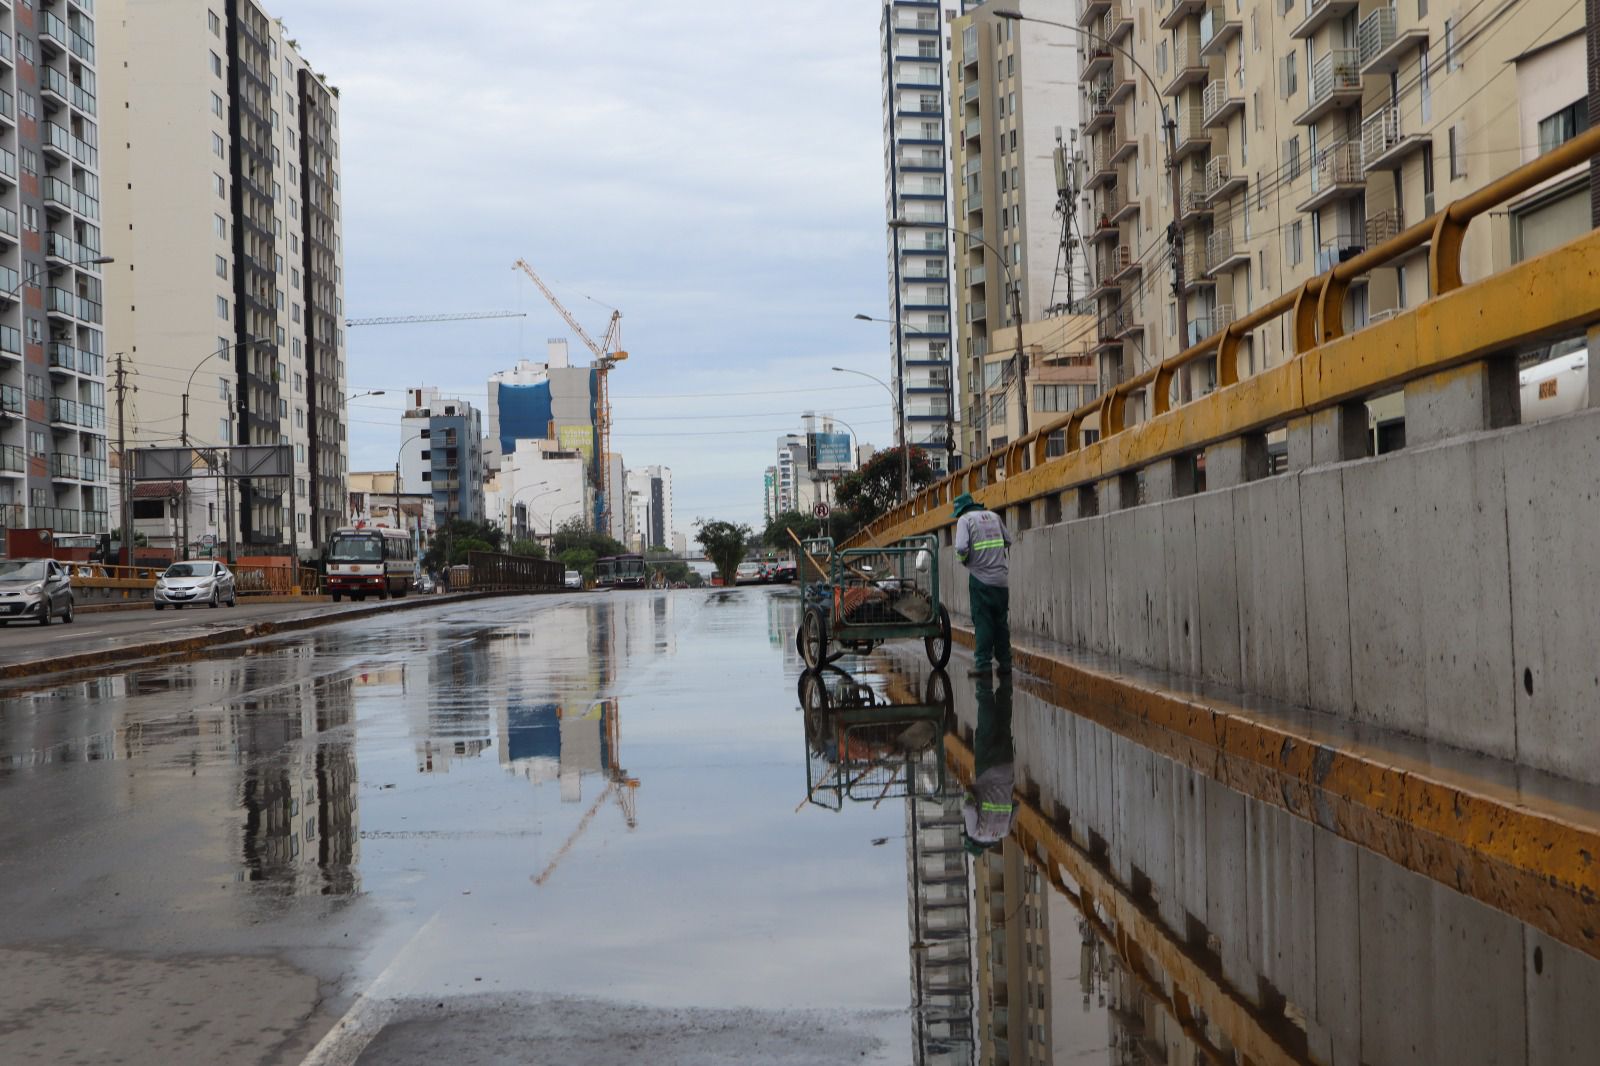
[324,526,415,602]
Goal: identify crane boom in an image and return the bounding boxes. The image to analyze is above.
[345,310,528,327]
[512,259,608,358]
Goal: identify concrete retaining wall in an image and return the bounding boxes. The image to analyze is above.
[943,405,1600,786]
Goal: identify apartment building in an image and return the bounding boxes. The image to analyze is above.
[102,0,347,556]
[881,1,969,474]
[399,386,485,526]
[949,2,1084,458]
[0,1,110,541]
[1077,0,1588,422]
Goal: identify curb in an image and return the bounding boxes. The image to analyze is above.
[0,590,538,685]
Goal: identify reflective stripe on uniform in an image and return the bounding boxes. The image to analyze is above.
[972,538,1006,550]
[980,801,1014,813]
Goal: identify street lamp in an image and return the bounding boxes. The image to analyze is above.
[830,367,909,502]
[537,500,583,541]
[395,432,426,536]
[854,312,957,468]
[348,389,386,402]
[509,482,557,539]
[179,333,266,562]
[991,9,1190,391]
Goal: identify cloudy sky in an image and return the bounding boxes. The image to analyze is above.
[271,0,900,538]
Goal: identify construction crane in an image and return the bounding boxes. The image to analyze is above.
[345,310,528,327]
[512,258,628,533]
[530,698,639,887]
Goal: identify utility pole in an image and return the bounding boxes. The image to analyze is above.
[1166,114,1190,403]
[111,354,133,567]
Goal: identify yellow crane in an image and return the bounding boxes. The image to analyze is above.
[530,698,639,887]
[513,258,628,533]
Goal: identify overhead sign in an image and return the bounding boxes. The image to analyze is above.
[812,501,831,519]
[132,444,291,481]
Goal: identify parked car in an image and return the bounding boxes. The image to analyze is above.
[0,558,74,625]
[774,561,798,584]
[413,572,436,594]
[154,561,238,610]
[735,562,763,586]
[564,570,583,589]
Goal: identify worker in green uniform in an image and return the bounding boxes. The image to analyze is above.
[952,492,1011,677]
[962,673,1015,856]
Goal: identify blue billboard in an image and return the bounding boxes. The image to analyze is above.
[809,431,853,472]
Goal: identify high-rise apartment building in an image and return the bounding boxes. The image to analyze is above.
[399,387,485,525]
[102,0,347,555]
[880,1,967,473]
[0,0,110,541]
[949,3,1084,458]
[1076,0,1588,424]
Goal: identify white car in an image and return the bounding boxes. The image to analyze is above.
[563,570,583,589]
[0,559,74,625]
[734,562,763,585]
[155,561,238,610]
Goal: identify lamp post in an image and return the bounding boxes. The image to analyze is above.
[509,482,557,540]
[854,311,956,468]
[539,500,583,541]
[992,8,1188,395]
[180,333,264,563]
[395,432,427,536]
[888,218,1023,457]
[829,366,908,502]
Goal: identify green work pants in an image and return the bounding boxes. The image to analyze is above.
[969,577,1011,671]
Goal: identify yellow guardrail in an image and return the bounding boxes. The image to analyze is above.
[854,123,1600,546]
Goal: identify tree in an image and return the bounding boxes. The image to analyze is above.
[695,519,751,586]
[421,519,505,572]
[552,515,624,561]
[832,446,936,538]
[508,539,546,560]
[762,511,820,552]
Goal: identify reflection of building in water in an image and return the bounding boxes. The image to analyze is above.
[974,841,1058,1065]
[415,639,495,773]
[499,696,619,805]
[237,668,359,895]
[905,750,974,1065]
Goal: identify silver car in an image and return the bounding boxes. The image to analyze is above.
[154,561,238,610]
[0,558,74,625]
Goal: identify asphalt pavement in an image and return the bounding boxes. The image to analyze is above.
[0,588,925,1065]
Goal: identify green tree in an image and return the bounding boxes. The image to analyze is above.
[832,446,936,538]
[762,511,821,552]
[421,519,506,572]
[695,518,751,586]
[552,515,624,561]
[560,547,598,581]
[508,538,546,560]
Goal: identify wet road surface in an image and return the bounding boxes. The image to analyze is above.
[5,585,1599,1064]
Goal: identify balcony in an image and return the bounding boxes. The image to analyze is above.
[47,342,75,374]
[42,121,73,160]
[1109,64,1137,103]
[0,385,20,417]
[1359,4,1428,75]
[1365,208,1402,248]
[1202,79,1243,128]
[39,11,67,53]
[1206,229,1249,275]
[44,231,79,264]
[963,115,981,141]
[1163,33,1208,96]
[1205,156,1247,202]
[966,264,986,287]
[1112,190,1140,225]
[1179,180,1212,223]
[966,300,987,324]
[1199,6,1241,58]
[49,453,81,480]
[1078,0,1112,28]
[45,287,77,319]
[1092,193,1120,242]
[1181,248,1215,290]
[49,397,78,426]
[1172,105,1209,161]
[1084,85,1115,134]
[1096,310,1124,346]
[1297,140,1366,212]
[1160,0,1207,31]
[1111,245,1141,283]
[39,65,69,108]
[1361,104,1430,172]
[1110,120,1138,164]
[1297,49,1363,126]
[1091,268,1120,301]
[1086,147,1116,190]
[1315,232,1366,274]
[1103,3,1133,42]
[1082,41,1113,82]
[899,148,944,171]
[1291,0,1360,40]
[0,444,23,475]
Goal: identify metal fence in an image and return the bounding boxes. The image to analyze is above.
[463,551,564,591]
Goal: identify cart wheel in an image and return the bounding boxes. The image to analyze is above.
[925,668,952,710]
[926,605,952,669]
[798,671,830,714]
[801,607,829,671]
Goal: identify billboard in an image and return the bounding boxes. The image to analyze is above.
[557,424,594,461]
[808,431,853,472]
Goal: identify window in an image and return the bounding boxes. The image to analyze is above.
[1281,52,1297,98]
[1538,101,1591,156]
[211,92,224,118]
[18,92,34,120]
[214,173,226,198]
[278,399,288,418]
[215,255,227,278]
[217,295,229,319]
[1418,0,1428,14]
[1287,220,1303,266]
[22,206,36,232]
[20,149,37,177]
[214,214,226,238]
[1448,123,1466,179]
[17,35,33,63]
[210,51,223,77]
[293,372,303,392]
[212,132,225,158]
[295,443,305,462]
[1250,10,1258,51]
[209,9,221,35]
[291,267,300,289]
[278,361,287,382]
[1167,302,1177,336]
[295,408,304,428]
[1419,48,1431,123]
[1284,136,1302,180]
[1443,18,1459,70]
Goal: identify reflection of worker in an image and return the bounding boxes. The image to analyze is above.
[952,492,1011,676]
[961,674,1015,855]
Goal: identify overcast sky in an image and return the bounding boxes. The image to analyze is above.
[270,0,899,538]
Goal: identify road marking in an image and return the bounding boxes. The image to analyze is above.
[296,912,439,1066]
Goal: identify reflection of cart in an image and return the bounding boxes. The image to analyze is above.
[797,534,951,671]
[799,666,952,811]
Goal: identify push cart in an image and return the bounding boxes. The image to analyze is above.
[798,665,953,811]
[796,534,951,672]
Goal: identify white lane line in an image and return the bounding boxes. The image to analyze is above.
[297,912,440,1066]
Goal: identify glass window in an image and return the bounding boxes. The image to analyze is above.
[216,295,228,319]
[211,92,224,118]
[210,51,222,77]
[214,214,226,238]
[208,10,221,35]
[215,255,227,278]
[1538,101,1590,156]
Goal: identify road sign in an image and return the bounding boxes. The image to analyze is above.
[813,502,831,519]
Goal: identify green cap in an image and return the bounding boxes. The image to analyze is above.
[952,492,978,518]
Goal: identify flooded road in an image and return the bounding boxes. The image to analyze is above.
[2,587,1598,1064]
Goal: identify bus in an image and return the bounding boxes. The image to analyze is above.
[325,526,416,601]
[595,553,647,590]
